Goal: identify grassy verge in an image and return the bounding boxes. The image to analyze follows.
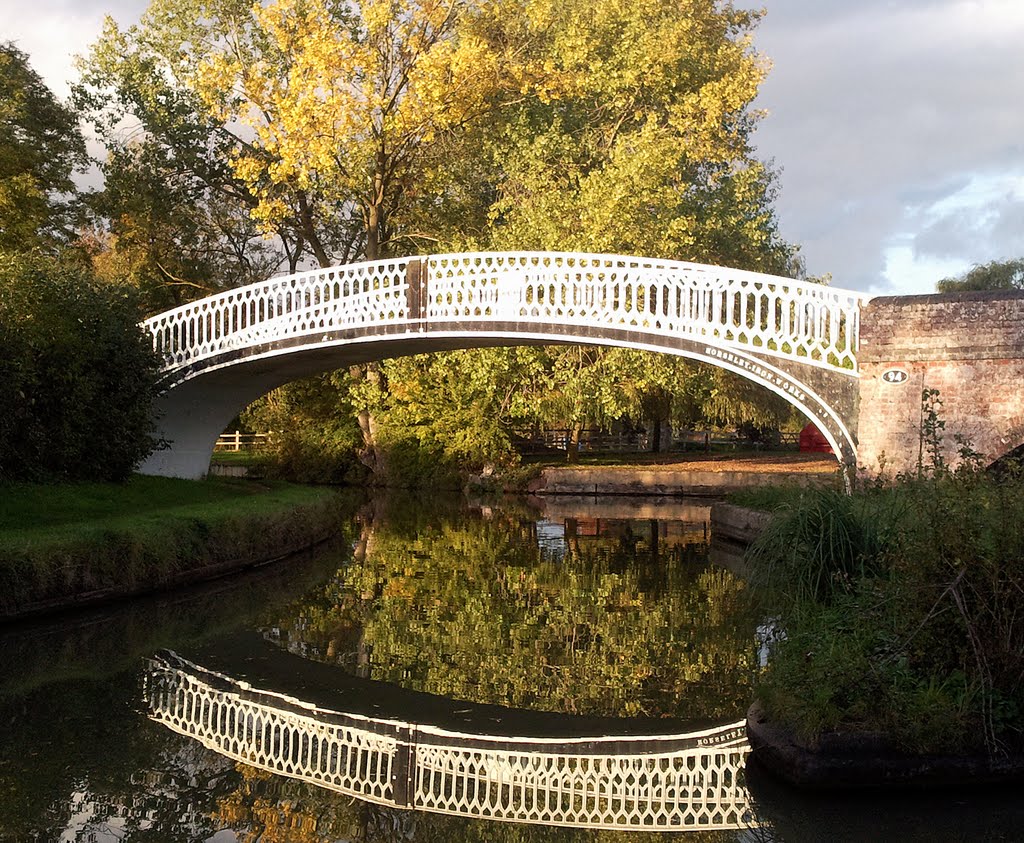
[748,472,1024,756]
[0,476,351,619]
[209,450,265,466]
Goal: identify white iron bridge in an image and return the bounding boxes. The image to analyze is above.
[140,252,871,478]
[145,651,755,832]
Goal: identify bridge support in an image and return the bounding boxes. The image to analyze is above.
[857,290,1024,476]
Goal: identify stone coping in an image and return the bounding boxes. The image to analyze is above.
[532,466,833,498]
[746,701,1024,790]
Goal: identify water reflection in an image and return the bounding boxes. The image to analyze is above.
[262,497,758,722]
[17,494,1024,840]
[145,650,755,833]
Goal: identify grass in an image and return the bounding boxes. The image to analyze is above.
[1,475,325,549]
[0,475,352,619]
[208,450,265,466]
[727,482,842,512]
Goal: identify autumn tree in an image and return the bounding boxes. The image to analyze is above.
[79,0,803,480]
[0,43,87,252]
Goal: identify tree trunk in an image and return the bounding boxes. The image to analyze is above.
[297,191,331,267]
[350,362,387,479]
[567,426,581,464]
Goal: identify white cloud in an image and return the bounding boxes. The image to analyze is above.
[1,0,147,97]
[753,0,1024,294]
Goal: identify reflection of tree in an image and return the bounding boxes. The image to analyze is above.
[0,675,234,841]
[213,765,368,843]
[268,505,759,721]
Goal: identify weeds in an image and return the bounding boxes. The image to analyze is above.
[752,391,1024,755]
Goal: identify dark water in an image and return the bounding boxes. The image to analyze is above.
[1,494,1021,842]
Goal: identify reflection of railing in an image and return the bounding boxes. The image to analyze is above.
[144,652,754,832]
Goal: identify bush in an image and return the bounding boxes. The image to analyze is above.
[751,468,1024,754]
[0,252,160,482]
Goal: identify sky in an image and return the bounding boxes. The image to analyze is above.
[3,0,1023,296]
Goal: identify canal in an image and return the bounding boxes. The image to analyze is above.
[0,493,1021,841]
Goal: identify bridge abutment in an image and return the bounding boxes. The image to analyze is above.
[857,290,1024,476]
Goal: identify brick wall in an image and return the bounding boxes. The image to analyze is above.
[857,290,1024,476]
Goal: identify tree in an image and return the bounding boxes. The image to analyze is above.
[80,0,801,482]
[79,0,529,267]
[483,0,794,272]
[0,43,87,252]
[0,252,160,482]
[84,139,280,314]
[937,258,1024,293]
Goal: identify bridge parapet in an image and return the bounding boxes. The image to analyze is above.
[144,252,868,380]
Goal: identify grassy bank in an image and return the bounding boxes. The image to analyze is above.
[0,476,352,620]
[747,471,1024,757]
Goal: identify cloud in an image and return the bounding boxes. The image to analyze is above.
[752,0,1024,293]
[1,0,148,97]
[911,172,1024,262]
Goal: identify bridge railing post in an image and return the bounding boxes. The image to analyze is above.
[406,259,427,324]
[391,725,418,808]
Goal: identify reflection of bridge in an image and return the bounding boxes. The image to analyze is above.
[145,651,754,832]
[140,252,869,478]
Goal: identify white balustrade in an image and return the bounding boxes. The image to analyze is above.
[145,653,755,832]
[143,252,868,378]
[145,258,413,371]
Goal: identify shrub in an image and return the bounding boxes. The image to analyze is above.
[0,252,160,481]
[751,463,1024,754]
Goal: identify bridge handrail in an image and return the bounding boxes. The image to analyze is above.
[145,651,754,831]
[143,251,870,376]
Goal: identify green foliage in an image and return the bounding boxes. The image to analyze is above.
[747,488,899,606]
[83,139,279,314]
[0,252,161,482]
[752,427,1024,754]
[241,374,368,485]
[0,43,87,252]
[936,258,1024,292]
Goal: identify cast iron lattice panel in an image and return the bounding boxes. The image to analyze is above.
[144,653,756,832]
[143,252,868,377]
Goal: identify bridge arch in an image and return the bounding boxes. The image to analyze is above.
[139,252,869,479]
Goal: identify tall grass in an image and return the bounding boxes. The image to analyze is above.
[750,471,1024,755]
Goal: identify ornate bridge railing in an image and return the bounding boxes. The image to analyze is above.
[144,652,755,832]
[143,252,868,378]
